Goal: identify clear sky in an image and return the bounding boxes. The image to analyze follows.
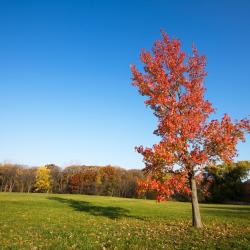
[0,0,249,168]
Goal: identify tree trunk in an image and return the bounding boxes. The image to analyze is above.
[190,176,203,228]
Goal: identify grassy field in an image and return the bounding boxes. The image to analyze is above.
[0,193,249,250]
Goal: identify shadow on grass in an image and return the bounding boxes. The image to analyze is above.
[48,197,142,220]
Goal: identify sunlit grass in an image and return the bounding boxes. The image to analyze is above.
[0,193,249,249]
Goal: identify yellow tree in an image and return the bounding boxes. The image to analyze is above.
[35,166,52,193]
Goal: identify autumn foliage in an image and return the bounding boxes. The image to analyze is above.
[0,164,144,197]
[34,166,52,193]
[131,31,250,219]
[137,174,190,202]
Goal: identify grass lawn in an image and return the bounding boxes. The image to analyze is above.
[0,193,249,249]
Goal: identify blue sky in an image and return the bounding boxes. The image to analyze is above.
[0,0,249,168]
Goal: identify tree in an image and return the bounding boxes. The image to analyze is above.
[23,167,37,193]
[204,161,250,202]
[0,164,19,192]
[45,164,62,193]
[131,31,250,228]
[34,166,52,193]
[68,167,99,194]
[99,165,123,196]
[242,179,250,202]
[62,165,83,193]
[0,164,37,193]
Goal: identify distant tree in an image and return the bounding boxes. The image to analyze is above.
[0,164,11,192]
[62,165,83,193]
[15,167,26,192]
[66,165,144,197]
[242,179,250,202]
[45,164,62,193]
[0,164,20,192]
[204,161,250,202]
[0,164,37,193]
[131,31,250,228]
[120,169,144,198]
[34,166,52,193]
[69,167,99,194]
[24,167,37,193]
[99,166,120,196]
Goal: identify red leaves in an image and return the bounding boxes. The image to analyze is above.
[131,31,250,202]
[204,114,250,163]
[69,171,98,193]
[137,173,190,202]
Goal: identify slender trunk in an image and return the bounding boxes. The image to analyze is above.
[190,176,203,228]
[4,183,8,192]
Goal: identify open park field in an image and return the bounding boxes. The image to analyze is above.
[0,193,249,249]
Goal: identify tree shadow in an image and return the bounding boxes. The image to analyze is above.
[48,197,139,220]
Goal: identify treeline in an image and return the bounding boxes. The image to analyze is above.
[0,164,143,198]
[0,161,249,202]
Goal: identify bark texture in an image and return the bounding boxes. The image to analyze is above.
[190,176,203,228]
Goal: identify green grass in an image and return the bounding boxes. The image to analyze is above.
[0,193,249,249]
